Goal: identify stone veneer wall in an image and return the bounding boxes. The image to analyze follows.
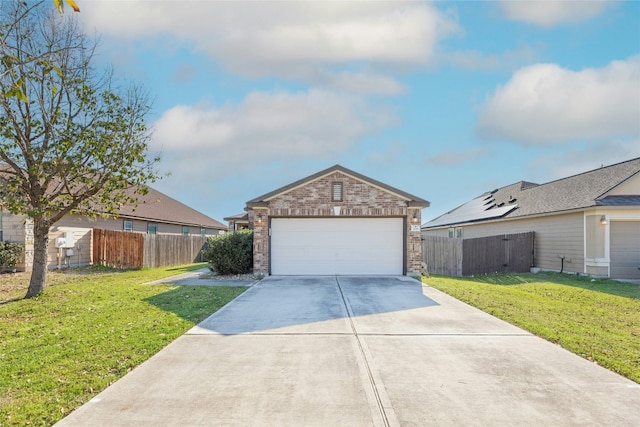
[250,171,422,275]
[1,211,33,272]
[249,209,269,276]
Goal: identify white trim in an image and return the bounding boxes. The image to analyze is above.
[604,221,610,276]
[585,258,610,267]
[582,214,586,275]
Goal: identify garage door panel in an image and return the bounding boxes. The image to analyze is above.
[271,218,403,275]
[610,221,640,279]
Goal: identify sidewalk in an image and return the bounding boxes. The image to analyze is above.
[146,268,257,287]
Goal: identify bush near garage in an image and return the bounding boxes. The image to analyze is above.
[202,230,253,275]
[0,241,24,272]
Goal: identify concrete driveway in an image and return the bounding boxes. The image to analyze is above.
[57,276,639,426]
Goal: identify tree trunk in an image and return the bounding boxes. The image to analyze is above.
[25,219,50,299]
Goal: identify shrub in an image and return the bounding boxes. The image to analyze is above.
[0,241,25,272]
[202,230,253,275]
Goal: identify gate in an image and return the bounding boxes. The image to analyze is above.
[462,232,534,276]
[423,231,534,276]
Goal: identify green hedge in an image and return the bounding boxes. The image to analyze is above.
[0,241,24,272]
[202,230,253,275]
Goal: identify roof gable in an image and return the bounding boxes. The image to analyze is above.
[601,171,640,197]
[246,164,429,208]
[425,157,640,228]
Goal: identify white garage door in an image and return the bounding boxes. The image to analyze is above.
[270,218,404,275]
[610,221,640,279]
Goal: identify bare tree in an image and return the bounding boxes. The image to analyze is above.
[0,0,159,298]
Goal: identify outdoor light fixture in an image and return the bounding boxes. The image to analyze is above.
[411,210,418,223]
[600,215,608,225]
[257,213,264,223]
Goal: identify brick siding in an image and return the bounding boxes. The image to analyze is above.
[250,171,422,275]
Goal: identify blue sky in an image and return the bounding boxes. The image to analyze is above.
[78,1,640,224]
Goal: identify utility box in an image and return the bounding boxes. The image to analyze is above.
[55,231,76,248]
[55,237,66,248]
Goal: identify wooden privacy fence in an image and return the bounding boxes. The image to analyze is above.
[143,234,208,268]
[422,236,463,277]
[93,228,144,269]
[423,231,535,277]
[462,232,535,276]
[92,228,208,269]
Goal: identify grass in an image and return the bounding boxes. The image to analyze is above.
[422,272,640,383]
[0,263,247,426]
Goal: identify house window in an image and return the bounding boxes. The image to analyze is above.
[147,223,158,235]
[200,228,206,236]
[448,228,454,238]
[332,182,343,202]
[182,226,189,236]
[455,227,463,239]
[123,220,133,232]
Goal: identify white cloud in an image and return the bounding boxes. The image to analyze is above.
[529,140,640,182]
[477,57,640,145]
[151,89,396,181]
[80,1,458,92]
[499,0,611,27]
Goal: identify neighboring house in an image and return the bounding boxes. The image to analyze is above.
[422,158,640,279]
[1,185,227,271]
[244,164,429,276]
[223,213,250,231]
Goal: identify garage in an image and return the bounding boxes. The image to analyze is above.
[270,218,404,275]
[610,221,640,279]
[245,165,429,276]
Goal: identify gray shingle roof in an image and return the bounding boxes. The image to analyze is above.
[596,195,640,206]
[223,212,249,221]
[425,157,640,228]
[118,186,227,230]
[0,163,226,230]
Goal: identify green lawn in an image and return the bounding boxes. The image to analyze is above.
[423,272,640,383]
[0,264,247,426]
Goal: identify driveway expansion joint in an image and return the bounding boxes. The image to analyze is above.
[335,276,397,427]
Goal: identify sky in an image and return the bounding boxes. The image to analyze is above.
[75,0,640,224]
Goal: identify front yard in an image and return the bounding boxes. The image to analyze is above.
[0,264,246,426]
[423,272,640,383]
[3,268,637,425]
